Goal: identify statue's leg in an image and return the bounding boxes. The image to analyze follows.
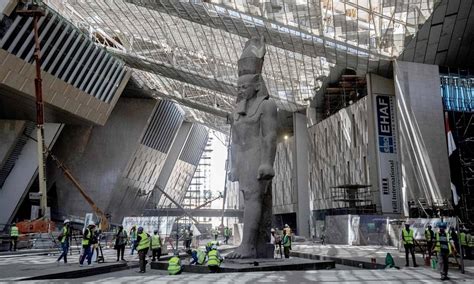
[226,187,262,259]
[256,181,272,258]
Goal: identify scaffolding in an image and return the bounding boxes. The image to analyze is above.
[324,74,367,118]
[330,184,376,215]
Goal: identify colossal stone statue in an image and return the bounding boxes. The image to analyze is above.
[227,37,278,259]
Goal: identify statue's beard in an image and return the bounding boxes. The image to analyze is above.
[236,99,248,115]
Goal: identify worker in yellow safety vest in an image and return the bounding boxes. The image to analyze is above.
[168,252,182,275]
[460,228,468,259]
[434,222,452,281]
[467,230,474,260]
[136,227,150,273]
[80,222,96,266]
[401,222,418,267]
[207,244,223,273]
[9,223,19,252]
[151,230,162,262]
[57,219,71,263]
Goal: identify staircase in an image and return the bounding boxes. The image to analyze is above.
[0,122,35,189]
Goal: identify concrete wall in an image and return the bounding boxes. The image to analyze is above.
[272,138,297,214]
[308,96,373,212]
[0,120,25,168]
[0,122,62,230]
[394,61,451,214]
[49,98,156,221]
[0,49,129,126]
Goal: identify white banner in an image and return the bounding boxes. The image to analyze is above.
[374,95,401,214]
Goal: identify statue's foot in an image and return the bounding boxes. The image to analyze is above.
[226,245,256,259]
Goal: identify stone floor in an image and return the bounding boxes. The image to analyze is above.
[0,243,473,283]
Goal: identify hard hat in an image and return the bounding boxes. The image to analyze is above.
[88,221,95,226]
[211,244,217,250]
[137,226,144,232]
[271,228,275,233]
[284,224,289,227]
[64,219,70,224]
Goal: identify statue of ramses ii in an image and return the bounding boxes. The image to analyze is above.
[227,37,278,259]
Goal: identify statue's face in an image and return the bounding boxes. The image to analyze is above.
[237,75,258,101]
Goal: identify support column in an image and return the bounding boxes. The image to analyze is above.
[293,112,311,238]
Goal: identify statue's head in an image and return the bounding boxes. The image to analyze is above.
[237,74,260,101]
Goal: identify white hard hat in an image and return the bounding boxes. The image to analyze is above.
[284,224,289,227]
[211,244,217,250]
[64,219,70,224]
[88,221,96,226]
[271,228,275,232]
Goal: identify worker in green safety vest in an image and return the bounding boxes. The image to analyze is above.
[56,219,71,263]
[168,252,182,275]
[206,240,219,253]
[224,226,231,244]
[282,229,291,258]
[151,230,162,262]
[460,228,468,259]
[136,226,150,273]
[467,230,474,260]
[9,223,19,251]
[434,222,453,281]
[401,222,418,267]
[80,222,96,266]
[207,244,223,273]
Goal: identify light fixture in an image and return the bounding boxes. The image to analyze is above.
[284,135,288,140]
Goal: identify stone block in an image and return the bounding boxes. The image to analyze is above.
[2,53,25,73]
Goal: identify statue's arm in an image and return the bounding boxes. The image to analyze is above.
[258,99,278,180]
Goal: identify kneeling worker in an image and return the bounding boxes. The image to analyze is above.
[190,249,207,265]
[168,252,183,275]
[207,244,223,273]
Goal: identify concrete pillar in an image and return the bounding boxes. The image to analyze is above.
[293,112,311,238]
[154,122,192,200]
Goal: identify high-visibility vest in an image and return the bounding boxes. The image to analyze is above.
[207,249,220,267]
[168,256,181,275]
[468,234,474,248]
[136,232,150,251]
[460,232,467,246]
[424,229,433,242]
[151,235,161,249]
[197,250,206,265]
[82,228,91,245]
[283,235,291,247]
[402,228,414,245]
[10,226,19,237]
[434,232,451,254]
[60,226,69,243]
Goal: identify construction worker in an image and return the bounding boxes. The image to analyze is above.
[282,229,291,259]
[401,222,418,267]
[213,227,219,241]
[129,225,137,255]
[434,222,453,281]
[468,229,474,260]
[224,226,230,244]
[424,224,434,257]
[460,228,468,259]
[168,252,182,275]
[79,222,96,267]
[206,240,219,253]
[190,249,206,265]
[151,230,162,262]
[136,226,150,273]
[57,219,71,264]
[114,225,127,262]
[207,244,223,273]
[9,222,19,251]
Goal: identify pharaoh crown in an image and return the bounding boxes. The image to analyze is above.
[238,37,266,77]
